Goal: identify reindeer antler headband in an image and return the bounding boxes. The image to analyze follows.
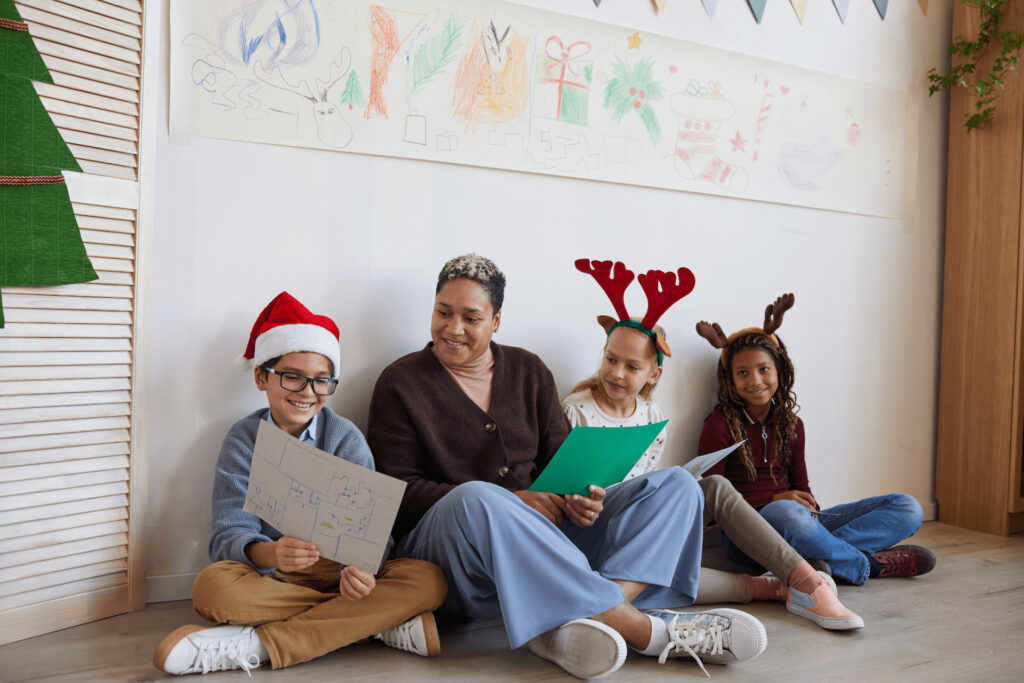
[696,293,795,365]
[575,258,696,366]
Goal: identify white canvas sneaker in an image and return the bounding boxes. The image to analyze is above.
[644,608,767,676]
[528,618,627,679]
[154,624,266,675]
[375,611,441,657]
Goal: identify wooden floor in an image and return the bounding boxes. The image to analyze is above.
[1,522,1022,682]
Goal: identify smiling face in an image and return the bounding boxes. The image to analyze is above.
[431,278,501,366]
[255,351,332,437]
[598,326,661,409]
[730,346,779,419]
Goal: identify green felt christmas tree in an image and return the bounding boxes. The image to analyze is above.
[0,0,97,328]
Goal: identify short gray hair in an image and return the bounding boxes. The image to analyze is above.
[436,253,506,312]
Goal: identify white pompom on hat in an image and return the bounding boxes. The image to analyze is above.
[240,291,341,374]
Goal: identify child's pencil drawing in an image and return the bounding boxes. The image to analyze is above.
[244,421,406,573]
[170,0,911,217]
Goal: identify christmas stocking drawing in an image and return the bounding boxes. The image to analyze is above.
[670,87,748,193]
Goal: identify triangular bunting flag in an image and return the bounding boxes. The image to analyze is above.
[790,0,809,24]
[873,0,889,19]
[747,0,767,23]
[918,0,928,15]
[832,0,851,23]
[652,0,667,14]
[701,0,718,19]
[594,0,602,7]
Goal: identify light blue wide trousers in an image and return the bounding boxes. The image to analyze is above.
[395,467,705,648]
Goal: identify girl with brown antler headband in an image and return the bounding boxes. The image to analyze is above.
[568,262,862,632]
[697,295,936,590]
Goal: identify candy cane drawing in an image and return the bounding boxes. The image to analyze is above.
[752,73,775,163]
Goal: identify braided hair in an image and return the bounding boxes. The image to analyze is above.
[717,331,799,484]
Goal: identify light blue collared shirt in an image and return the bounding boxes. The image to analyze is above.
[266,410,320,444]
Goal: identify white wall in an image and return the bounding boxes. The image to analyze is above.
[144,0,951,601]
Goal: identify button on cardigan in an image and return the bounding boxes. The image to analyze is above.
[368,342,571,539]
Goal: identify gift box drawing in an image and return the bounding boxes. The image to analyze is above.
[534,36,592,126]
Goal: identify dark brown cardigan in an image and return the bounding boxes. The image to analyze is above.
[368,342,570,539]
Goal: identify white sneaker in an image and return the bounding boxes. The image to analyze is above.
[644,608,767,676]
[528,618,626,679]
[154,624,266,675]
[375,611,440,656]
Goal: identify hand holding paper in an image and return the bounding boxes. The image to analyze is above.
[563,485,605,527]
[514,490,567,525]
[339,565,376,600]
[246,536,320,572]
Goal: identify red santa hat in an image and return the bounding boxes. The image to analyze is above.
[240,292,341,374]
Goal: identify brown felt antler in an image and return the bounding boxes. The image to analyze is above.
[638,268,696,329]
[696,321,729,349]
[762,293,795,335]
[574,259,635,321]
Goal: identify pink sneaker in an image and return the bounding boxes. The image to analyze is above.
[786,573,864,630]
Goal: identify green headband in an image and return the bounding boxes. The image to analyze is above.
[609,320,664,366]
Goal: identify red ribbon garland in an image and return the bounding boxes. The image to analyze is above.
[0,176,66,185]
[0,18,29,32]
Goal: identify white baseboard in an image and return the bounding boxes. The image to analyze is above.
[146,572,197,604]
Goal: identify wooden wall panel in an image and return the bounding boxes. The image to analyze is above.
[935,3,1024,536]
[0,0,146,645]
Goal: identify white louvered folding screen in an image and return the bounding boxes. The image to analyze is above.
[0,0,148,645]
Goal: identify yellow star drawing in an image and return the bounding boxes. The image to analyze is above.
[627,32,642,49]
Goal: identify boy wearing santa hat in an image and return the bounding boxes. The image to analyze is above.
[154,292,447,675]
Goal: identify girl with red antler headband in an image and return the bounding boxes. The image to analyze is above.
[371,254,764,679]
[567,261,863,631]
[697,295,936,588]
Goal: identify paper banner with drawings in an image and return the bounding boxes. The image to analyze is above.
[243,420,405,573]
[170,0,912,217]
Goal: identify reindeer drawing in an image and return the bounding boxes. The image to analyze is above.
[255,48,354,149]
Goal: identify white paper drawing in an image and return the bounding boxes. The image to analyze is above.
[243,420,406,573]
[170,0,912,217]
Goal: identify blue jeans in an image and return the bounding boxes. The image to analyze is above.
[722,493,922,585]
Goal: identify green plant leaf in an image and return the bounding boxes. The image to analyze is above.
[927,0,1023,131]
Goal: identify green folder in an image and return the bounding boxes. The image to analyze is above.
[529,421,668,496]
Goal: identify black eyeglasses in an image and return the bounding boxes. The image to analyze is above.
[264,367,338,396]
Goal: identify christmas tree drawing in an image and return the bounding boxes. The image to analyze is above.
[0,0,97,328]
[339,70,366,111]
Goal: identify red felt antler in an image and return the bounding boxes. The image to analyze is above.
[574,259,634,321]
[638,268,696,329]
